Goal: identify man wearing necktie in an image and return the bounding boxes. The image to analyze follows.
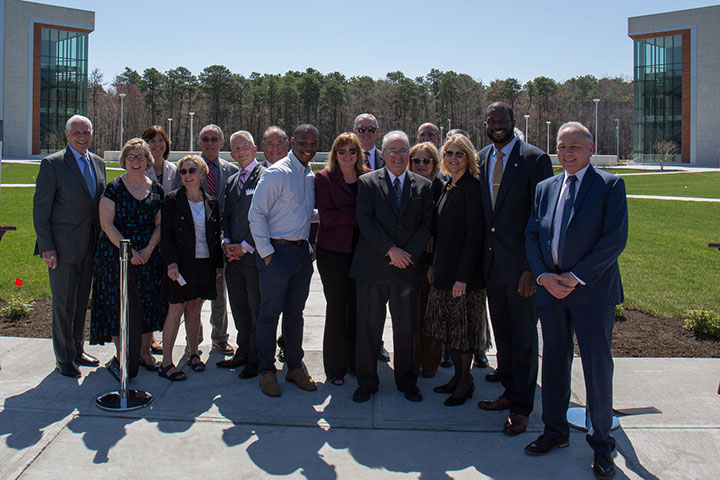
[219,131,265,378]
[197,124,239,356]
[353,113,385,171]
[525,122,627,480]
[476,102,553,436]
[33,115,107,378]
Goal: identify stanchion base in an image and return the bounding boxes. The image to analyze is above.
[567,406,620,431]
[96,390,152,412]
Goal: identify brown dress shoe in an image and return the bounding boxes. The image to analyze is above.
[286,364,317,391]
[259,371,281,397]
[503,413,528,435]
[212,342,235,356]
[477,396,511,410]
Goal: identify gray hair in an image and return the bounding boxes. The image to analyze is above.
[558,121,593,143]
[199,124,224,140]
[263,126,287,142]
[381,130,409,151]
[65,115,92,131]
[230,130,255,146]
[354,113,378,129]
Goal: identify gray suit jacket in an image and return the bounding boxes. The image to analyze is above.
[145,160,178,194]
[222,164,266,266]
[201,155,238,213]
[33,146,107,263]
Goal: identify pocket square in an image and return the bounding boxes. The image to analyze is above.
[245,188,255,196]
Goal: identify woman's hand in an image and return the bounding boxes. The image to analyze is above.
[452,281,467,299]
[167,263,179,281]
[139,245,154,263]
[130,248,145,265]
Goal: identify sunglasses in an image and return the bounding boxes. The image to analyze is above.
[178,167,198,175]
[337,148,358,155]
[356,126,377,134]
[444,150,466,158]
[412,157,432,165]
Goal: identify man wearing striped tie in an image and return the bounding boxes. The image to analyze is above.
[198,124,238,356]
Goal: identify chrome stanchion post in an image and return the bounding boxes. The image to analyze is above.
[96,239,153,411]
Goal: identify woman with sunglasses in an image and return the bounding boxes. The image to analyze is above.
[158,155,223,381]
[314,133,368,386]
[90,138,165,380]
[408,142,445,378]
[424,134,491,406]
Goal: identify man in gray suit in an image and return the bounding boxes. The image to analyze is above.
[33,115,107,378]
[217,131,265,378]
[198,124,239,356]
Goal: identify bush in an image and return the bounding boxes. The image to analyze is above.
[682,307,720,339]
[615,304,626,320]
[0,296,32,321]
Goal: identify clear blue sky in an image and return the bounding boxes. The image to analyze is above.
[42,0,718,84]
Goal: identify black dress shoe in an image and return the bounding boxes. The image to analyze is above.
[378,345,390,362]
[593,453,616,479]
[217,356,246,369]
[433,376,459,394]
[75,352,99,367]
[524,434,570,456]
[105,357,121,382]
[485,369,501,382]
[56,363,81,378]
[238,364,259,379]
[444,383,474,406]
[401,385,423,403]
[352,386,377,403]
[473,351,489,368]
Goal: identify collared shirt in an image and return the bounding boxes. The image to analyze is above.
[486,136,517,198]
[249,152,315,258]
[68,144,96,186]
[366,146,378,170]
[386,168,407,192]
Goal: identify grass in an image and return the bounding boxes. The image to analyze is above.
[623,172,720,198]
[1,163,123,184]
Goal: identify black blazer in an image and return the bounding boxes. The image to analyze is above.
[431,174,485,291]
[374,151,385,170]
[477,140,553,285]
[162,186,222,269]
[222,164,265,266]
[350,169,433,284]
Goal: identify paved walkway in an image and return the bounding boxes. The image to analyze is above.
[1,271,719,479]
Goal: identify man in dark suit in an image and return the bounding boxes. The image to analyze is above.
[350,130,433,403]
[416,122,441,148]
[476,102,553,435]
[524,122,627,480]
[218,131,265,378]
[260,126,289,167]
[198,124,239,356]
[33,115,107,378]
[353,113,385,171]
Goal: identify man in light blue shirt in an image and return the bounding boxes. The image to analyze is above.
[249,124,319,397]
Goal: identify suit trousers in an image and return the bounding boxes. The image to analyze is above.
[48,250,93,366]
[225,258,260,367]
[355,277,418,391]
[486,276,538,416]
[255,242,313,373]
[316,247,357,380]
[209,267,229,343]
[538,301,616,454]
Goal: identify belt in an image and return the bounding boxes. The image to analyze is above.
[271,238,307,246]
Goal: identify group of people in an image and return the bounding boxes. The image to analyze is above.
[33,102,627,479]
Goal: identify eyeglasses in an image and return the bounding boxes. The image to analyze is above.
[178,167,198,175]
[386,149,409,157]
[418,132,438,139]
[412,157,432,165]
[125,154,146,163]
[356,126,377,134]
[444,150,466,159]
[337,148,358,155]
[200,137,221,143]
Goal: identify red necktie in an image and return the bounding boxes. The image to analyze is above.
[364,152,371,170]
[207,162,216,196]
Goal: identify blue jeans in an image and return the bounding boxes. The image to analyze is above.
[255,242,313,373]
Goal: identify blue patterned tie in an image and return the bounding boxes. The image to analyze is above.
[557,175,577,267]
[393,177,402,206]
[81,155,96,197]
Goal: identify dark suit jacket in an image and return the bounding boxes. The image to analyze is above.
[374,151,385,170]
[200,155,239,213]
[525,165,628,308]
[431,174,485,291]
[350,169,433,284]
[33,146,107,262]
[162,186,223,269]
[478,140,553,286]
[221,164,265,266]
[314,168,359,254]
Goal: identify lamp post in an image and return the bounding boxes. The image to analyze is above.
[118,93,126,150]
[546,121,551,154]
[447,118,451,132]
[167,118,173,146]
[593,98,600,159]
[614,118,620,161]
[524,114,530,142]
[189,112,195,152]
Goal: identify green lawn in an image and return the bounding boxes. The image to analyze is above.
[1,163,123,184]
[623,172,720,198]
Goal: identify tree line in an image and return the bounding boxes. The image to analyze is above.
[86,66,633,158]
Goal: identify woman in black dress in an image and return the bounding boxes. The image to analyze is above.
[159,155,223,381]
[91,138,165,379]
[424,134,491,406]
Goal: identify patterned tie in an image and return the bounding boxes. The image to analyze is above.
[393,177,402,206]
[237,168,248,196]
[557,175,578,267]
[81,155,96,197]
[206,161,216,196]
[492,150,504,208]
[364,152,371,170]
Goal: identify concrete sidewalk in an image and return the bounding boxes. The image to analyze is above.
[1,271,719,479]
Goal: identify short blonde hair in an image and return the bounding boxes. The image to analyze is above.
[440,134,479,177]
[409,142,440,178]
[119,138,154,169]
[327,132,368,174]
[176,155,208,176]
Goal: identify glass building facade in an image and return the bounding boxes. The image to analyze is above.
[633,34,683,162]
[38,27,88,154]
